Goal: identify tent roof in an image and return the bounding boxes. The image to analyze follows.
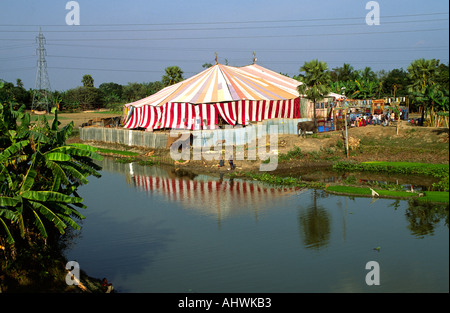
[125,63,302,108]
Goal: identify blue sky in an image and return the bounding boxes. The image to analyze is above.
[0,0,448,91]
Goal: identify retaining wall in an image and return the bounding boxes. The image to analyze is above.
[79,118,313,149]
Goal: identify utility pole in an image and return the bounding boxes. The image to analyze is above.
[341,87,349,158]
[32,28,52,113]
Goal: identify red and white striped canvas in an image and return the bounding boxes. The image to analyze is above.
[123,63,302,130]
[124,98,301,130]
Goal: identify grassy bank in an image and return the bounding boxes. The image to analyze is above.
[239,171,448,204]
[325,185,449,203]
[332,160,449,192]
[333,161,449,177]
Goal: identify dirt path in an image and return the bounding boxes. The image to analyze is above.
[33,110,122,129]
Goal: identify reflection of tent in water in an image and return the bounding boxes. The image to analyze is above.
[131,173,302,219]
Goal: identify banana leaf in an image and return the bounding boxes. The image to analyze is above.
[0,140,29,161]
[57,213,81,231]
[45,152,71,161]
[54,145,103,161]
[19,168,37,193]
[31,208,48,238]
[0,196,21,207]
[60,163,89,185]
[44,159,70,186]
[0,207,20,220]
[0,217,14,244]
[30,201,66,235]
[21,190,83,203]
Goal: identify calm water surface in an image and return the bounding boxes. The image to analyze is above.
[65,158,449,293]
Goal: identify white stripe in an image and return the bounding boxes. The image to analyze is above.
[244,100,250,125]
[251,100,257,121]
[237,101,243,125]
[231,102,237,124]
[264,101,270,120]
[171,103,178,128]
[272,100,278,118]
[141,105,149,128]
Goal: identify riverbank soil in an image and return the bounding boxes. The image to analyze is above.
[41,110,121,129]
[65,111,449,178]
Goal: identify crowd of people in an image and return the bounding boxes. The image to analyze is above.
[348,111,405,128]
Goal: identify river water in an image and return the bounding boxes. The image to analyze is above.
[65,158,449,293]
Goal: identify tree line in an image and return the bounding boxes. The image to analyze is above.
[0,60,448,114]
[296,58,449,124]
[0,65,185,113]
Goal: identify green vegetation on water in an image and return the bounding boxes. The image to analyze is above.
[240,172,325,189]
[94,147,159,166]
[333,160,449,192]
[416,191,450,204]
[95,147,139,157]
[326,185,449,203]
[333,161,448,177]
[240,171,449,204]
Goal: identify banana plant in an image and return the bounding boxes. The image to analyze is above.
[0,102,102,247]
[352,79,379,99]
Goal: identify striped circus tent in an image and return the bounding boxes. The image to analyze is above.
[123,63,302,130]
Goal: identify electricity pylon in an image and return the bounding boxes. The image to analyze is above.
[31,28,52,112]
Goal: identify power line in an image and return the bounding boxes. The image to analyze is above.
[41,51,449,64]
[47,55,209,63]
[0,43,34,51]
[48,66,168,73]
[43,43,449,52]
[47,66,200,75]
[0,66,35,73]
[1,27,447,42]
[44,57,449,74]
[0,12,447,27]
[0,18,447,33]
[0,55,34,61]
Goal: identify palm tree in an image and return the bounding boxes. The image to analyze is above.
[82,74,94,88]
[297,59,332,121]
[16,79,24,88]
[407,59,440,125]
[162,66,184,87]
[331,63,355,82]
[359,67,377,82]
[407,59,439,93]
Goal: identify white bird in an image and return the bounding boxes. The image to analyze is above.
[370,188,379,197]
